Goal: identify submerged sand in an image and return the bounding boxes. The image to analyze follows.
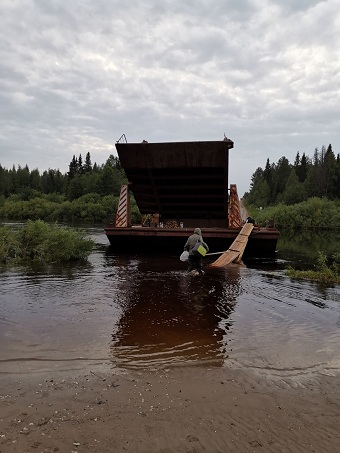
[1,365,339,453]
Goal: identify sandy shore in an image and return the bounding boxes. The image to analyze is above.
[1,365,339,453]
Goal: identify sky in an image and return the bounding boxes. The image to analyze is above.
[1,0,339,195]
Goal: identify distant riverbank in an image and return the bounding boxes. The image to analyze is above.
[245,197,340,229]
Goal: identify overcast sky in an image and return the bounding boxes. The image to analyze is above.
[1,0,339,195]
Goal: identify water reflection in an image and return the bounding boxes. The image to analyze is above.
[277,229,340,261]
[107,254,242,369]
[0,226,339,379]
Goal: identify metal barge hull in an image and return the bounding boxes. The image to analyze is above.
[104,226,279,257]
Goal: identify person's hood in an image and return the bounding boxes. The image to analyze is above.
[194,228,201,235]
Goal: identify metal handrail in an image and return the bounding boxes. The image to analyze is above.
[116,134,127,144]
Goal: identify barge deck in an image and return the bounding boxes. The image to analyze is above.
[104,225,279,257]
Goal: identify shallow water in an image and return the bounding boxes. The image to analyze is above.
[0,227,339,384]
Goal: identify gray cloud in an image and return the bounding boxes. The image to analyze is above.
[0,0,339,195]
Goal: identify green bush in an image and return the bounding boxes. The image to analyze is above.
[0,220,94,264]
[0,191,140,224]
[0,194,118,223]
[39,225,94,261]
[0,226,20,263]
[247,198,340,229]
[286,251,340,284]
[331,253,340,276]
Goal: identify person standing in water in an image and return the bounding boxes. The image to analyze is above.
[184,228,209,275]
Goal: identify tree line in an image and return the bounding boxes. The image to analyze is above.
[0,152,125,200]
[244,144,340,207]
[0,152,141,223]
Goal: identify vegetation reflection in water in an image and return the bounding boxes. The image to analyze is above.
[276,228,339,260]
[275,229,340,283]
[106,242,340,378]
[0,226,339,380]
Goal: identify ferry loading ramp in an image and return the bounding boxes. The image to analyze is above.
[115,139,234,228]
[105,138,279,256]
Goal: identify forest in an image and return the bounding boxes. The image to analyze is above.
[0,152,141,223]
[244,144,340,207]
[1,145,340,228]
[244,145,340,229]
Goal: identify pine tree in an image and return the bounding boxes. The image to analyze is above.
[274,156,291,201]
[68,155,78,179]
[282,169,306,205]
[84,152,92,173]
[78,154,83,174]
[324,144,337,199]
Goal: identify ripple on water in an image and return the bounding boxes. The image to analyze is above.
[0,237,339,379]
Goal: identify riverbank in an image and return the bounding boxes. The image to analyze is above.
[245,197,340,229]
[1,365,339,452]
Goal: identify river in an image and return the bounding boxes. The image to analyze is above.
[0,225,339,386]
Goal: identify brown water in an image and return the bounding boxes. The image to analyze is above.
[0,227,339,384]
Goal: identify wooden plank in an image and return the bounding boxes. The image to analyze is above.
[208,223,254,267]
[229,240,247,251]
[234,235,249,244]
[235,240,249,263]
[239,223,254,235]
[209,250,240,267]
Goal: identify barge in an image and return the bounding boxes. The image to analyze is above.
[104,137,279,257]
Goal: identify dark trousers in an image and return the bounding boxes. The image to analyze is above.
[187,254,203,273]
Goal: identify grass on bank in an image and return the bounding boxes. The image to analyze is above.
[286,252,340,284]
[0,220,94,264]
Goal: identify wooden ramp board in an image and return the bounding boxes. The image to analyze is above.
[208,223,254,267]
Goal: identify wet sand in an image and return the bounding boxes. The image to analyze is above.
[1,366,339,453]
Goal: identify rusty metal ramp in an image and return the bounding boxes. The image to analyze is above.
[115,140,234,220]
[208,222,254,267]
